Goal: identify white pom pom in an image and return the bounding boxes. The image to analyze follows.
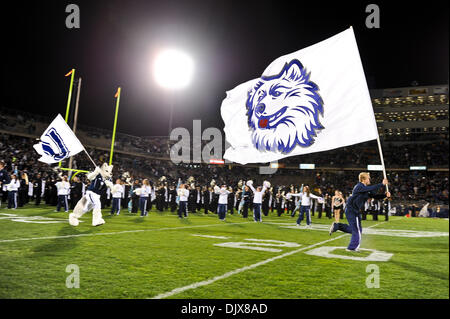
[246,180,253,186]
[214,185,220,193]
[263,181,271,188]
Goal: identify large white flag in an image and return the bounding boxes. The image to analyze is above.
[221,27,378,165]
[33,114,85,164]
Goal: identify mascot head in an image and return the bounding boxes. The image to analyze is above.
[100,163,113,179]
[246,59,324,153]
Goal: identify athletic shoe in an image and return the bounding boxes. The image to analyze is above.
[306,224,312,229]
[329,222,337,235]
[296,223,301,227]
[346,248,360,252]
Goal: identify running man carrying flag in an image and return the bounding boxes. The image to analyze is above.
[329,172,390,251]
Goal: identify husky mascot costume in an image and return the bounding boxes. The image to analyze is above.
[69,163,114,226]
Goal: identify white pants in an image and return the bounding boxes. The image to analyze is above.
[71,191,104,226]
[82,191,102,212]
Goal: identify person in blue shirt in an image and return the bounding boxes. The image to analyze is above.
[329,172,390,251]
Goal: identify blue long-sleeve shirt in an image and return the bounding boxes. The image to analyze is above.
[346,182,385,212]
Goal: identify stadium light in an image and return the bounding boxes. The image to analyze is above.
[367,165,384,171]
[153,49,194,90]
[299,164,315,169]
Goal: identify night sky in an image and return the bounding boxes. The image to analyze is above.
[1,0,448,137]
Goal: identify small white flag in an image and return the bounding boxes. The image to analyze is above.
[33,114,85,164]
[221,27,378,164]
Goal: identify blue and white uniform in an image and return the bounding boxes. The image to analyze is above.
[215,187,230,221]
[111,183,124,215]
[177,188,189,218]
[292,191,321,226]
[139,185,151,216]
[56,180,70,212]
[7,178,20,209]
[248,184,267,222]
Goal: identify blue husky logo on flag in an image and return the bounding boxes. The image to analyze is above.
[246,59,324,153]
[40,128,70,161]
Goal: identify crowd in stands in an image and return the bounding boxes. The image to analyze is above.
[1,106,448,170]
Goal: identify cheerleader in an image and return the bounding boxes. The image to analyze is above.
[111,179,124,215]
[7,174,20,209]
[292,186,322,228]
[331,190,345,223]
[136,179,151,217]
[177,184,189,218]
[247,180,270,222]
[214,185,230,221]
[55,176,70,212]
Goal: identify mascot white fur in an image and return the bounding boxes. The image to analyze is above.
[69,163,114,226]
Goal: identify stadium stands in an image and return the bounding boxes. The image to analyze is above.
[0,85,448,213]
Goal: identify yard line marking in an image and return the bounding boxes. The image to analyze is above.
[0,221,254,244]
[150,222,385,299]
[192,234,231,239]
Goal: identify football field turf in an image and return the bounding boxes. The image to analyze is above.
[0,205,448,299]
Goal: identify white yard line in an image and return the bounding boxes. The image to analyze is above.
[0,221,254,244]
[150,222,385,299]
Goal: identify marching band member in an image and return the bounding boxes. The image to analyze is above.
[202,186,211,214]
[262,187,270,216]
[168,184,177,212]
[227,186,234,215]
[291,185,303,217]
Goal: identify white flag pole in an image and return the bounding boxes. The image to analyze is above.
[375,134,389,193]
[83,148,97,168]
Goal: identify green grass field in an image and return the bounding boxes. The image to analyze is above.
[0,204,448,299]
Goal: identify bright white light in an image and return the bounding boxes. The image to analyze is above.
[153,49,194,90]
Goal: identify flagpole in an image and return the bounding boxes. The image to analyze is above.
[84,148,97,167]
[109,87,121,166]
[369,90,389,193]
[375,134,389,193]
